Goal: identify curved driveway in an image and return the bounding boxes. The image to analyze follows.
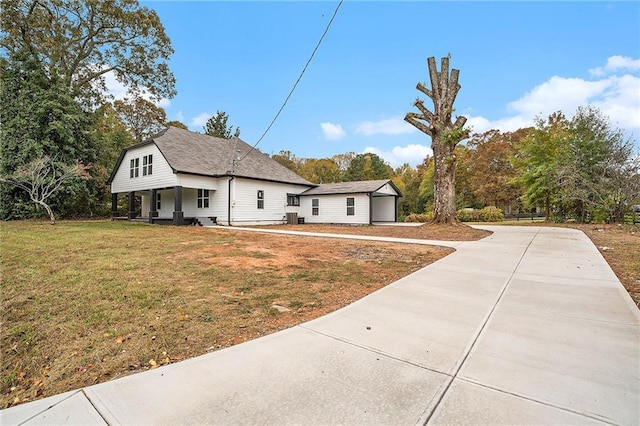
[2,226,639,425]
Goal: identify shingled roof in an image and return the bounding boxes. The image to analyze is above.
[108,127,314,186]
[300,179,402,196]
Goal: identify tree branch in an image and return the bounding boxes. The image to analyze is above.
[405,113,432,136]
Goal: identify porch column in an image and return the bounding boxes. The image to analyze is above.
[149,189,158,224]
[394,196,398,222]
[111,193,119,218]
[173,186,184,225]
[128,192,136,219]
[368,193,373,225]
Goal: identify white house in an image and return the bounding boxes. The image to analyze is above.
[107,127,402,226]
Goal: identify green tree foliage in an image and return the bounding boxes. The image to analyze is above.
[343,153,392,182]
[331,152,357,174]
[514,108,638,223]
[203,111,240,139]
[0,156,89,224]
[166,120,189,130]
[271,150,300,172]
[462,128,529,210]
[1,0,176,104]
[114,96,167,142]
[0,50,96,219]
[417,156,435,213]
[394,163,422,217]
[514,112,570,220]
[559,106,639,222]
[296,158,341,184]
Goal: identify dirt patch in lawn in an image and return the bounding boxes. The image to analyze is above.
[1,221,458,408]
[254,222,491,241]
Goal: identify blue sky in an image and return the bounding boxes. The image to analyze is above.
[125,1,640,167]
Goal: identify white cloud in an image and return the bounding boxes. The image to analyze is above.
[354,116,417,136]
[176,111,185,123]
[103,69,170,108]
[103,70,128,100]
[320,122,346,140]
[467,56,640,137]
[191,112,211,127]
[364,144,432,168]
[589,55,640,76]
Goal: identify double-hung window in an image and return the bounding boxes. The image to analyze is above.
[156,192,162,210]
[287,194,300,206]
[197,189,209,208]
[129,158,139,178]
[312,198,319,216]
[346,197,355,216]
[257,190,264,209]
[142,154,153,176]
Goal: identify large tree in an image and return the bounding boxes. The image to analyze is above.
[114,96,167,142]
[1,0,176,103]
[0,50,96,219]
[297,158,341,184]
[405,56,470,223]
[515,112,571,221]
[203,111,240,139]
[343,153,392,182]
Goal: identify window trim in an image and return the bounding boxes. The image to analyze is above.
[142,154,153,176]
[312,198,319,216]
[346,197,355,216]
[287,193,300,207]
[129,158,139,178]
[156,192,161,210]
[197,189,210,209]
[257,190,264,209]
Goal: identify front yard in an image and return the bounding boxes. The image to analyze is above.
[1,220,456,408]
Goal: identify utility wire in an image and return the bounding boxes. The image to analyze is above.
[237,0,344,163]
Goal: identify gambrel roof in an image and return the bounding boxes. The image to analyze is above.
[301,179,402,197]
[107,126,314,186]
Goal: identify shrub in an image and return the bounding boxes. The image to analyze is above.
[404,212,433,223]
[456,207,504,222]
[479,206,504,222]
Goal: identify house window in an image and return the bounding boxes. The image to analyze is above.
[312,198,319,216]
[287,194,300,206]
[142,154,153,176]
[156,192,161,210]
[257,190,264,209]
[197,189,209,208]
[129,158,139,178]
[346,197,355,216]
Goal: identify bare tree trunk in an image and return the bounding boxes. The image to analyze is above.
[36,200,56,224]
[432,136,457,223]
[405,56,469,224]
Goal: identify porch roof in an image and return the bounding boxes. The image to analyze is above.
[299,179,402,197]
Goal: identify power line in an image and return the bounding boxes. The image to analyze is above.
[237,0,344,163]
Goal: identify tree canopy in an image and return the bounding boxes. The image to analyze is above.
[203,111,240,139]
[1,0,176,103]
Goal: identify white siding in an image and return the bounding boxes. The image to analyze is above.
[372,196,396,222]
[181,177,227,219]
[156,189,174,217]
[230,178,311,225]
[176,174,219,190]
[374,183,399,196]
[111,144,176,193]
[300,194,370,224]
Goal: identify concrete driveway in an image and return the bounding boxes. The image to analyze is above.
[2,226,638,425]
